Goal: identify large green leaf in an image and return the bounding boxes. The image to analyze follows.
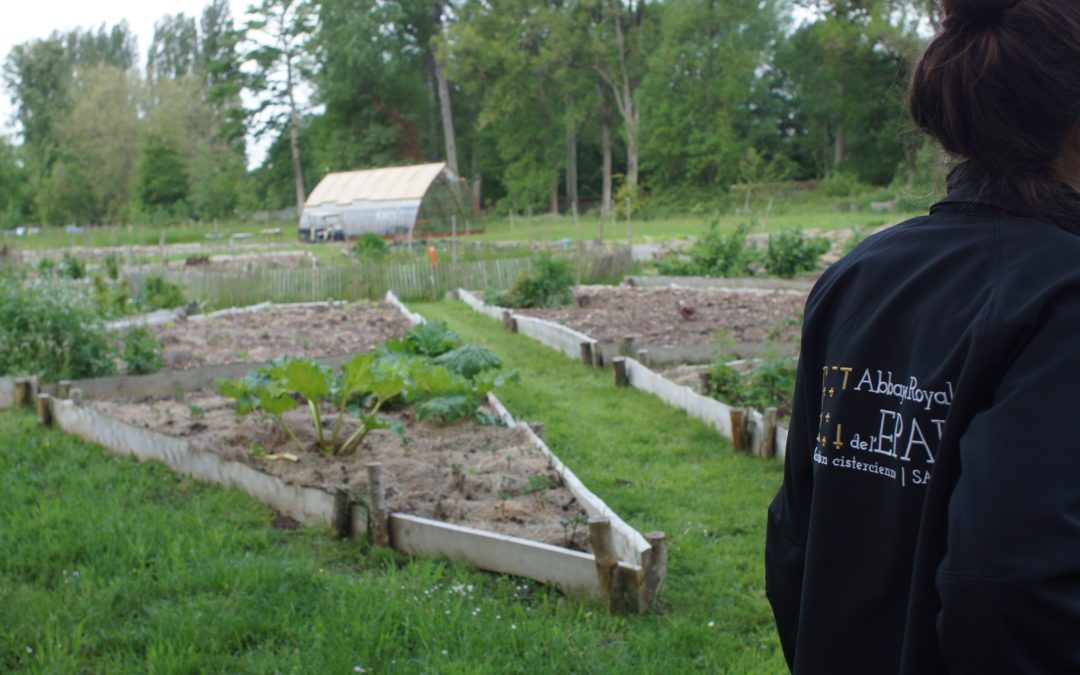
[281,358,331,402]
[432,344,502,380]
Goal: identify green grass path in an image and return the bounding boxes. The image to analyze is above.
[0,302,786,673]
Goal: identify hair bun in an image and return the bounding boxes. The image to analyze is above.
[943,0,1020,30]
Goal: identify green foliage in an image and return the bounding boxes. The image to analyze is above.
[136,134,189,210]
[353,233,389,260]
[657,222,757,277]
[504,255,574,308]
[135,274,186,311]
[401,320,461,357]
[817,171,870,198]
[120,327,164,375]
[0,276,115,381]
[762,230,830,278]
[705,325,799,416]
[219,330,516,456]
[103,253,120,280]
[60,252,85,279]
[92,275,130,318]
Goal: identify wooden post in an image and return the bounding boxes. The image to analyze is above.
[613,357,629,387]
[57,380,72,399]
[501,309,512,330]
[699,371,712,393]
[730,407,749,452]
[621,335,635,357]
[636,349,649,368]
[332,487,352,539]
[70,388,83,405]
[579,342,593,367]
[589,517,618,608]
[641,531,668,611]
[761,407,779,459]
[13,378,29,407]
[36,393,52,427]
[366,462,390,548]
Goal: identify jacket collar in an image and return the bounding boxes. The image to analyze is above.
[930,161,1080,235]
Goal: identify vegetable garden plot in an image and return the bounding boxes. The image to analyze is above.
[512,285,806,365]
[149,300,412,370]
[91,392,593,550]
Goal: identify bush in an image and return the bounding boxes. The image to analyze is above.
[121,327,164,375]
[103,254,121,280]
[61,253,86,279]
[705,350,798,417]
[655,222,756,278]
[818,171,871,198]
[135,274,186,311]
[0,277,116,381]
[504,255,574,308]
[353,233,389,260]
[763,230,830,278]
[92,275,131,318]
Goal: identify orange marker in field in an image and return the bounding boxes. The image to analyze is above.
[428,245,438,267]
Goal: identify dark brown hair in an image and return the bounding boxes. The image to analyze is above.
[908,0,1080,212]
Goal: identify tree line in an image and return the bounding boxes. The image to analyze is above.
[0,0,937,227]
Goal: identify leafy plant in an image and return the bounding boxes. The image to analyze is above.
[763,230,829,278]
[61,253,86,279]
[400,320,461,357]
[352,233,389,260]
[0,276,115,381]
[504,254,574,308]
[219,354,407,457]
[432,344,502,379]
[103,253,121,280]
[135,274,186,311]
[92,275,131,318]
[121,327,164,375]
[656,222,757,278]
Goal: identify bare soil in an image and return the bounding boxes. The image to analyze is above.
[152,301,412,370]
[518,286,807,347]
[93,393,593,551]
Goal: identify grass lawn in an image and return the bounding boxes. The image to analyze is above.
[1,219,295,251]
[468,208,925,244]
[1,300,787,672]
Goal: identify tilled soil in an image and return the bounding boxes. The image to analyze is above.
[93,393,592,551]
[152,301,412,370]
[517,286,807,346]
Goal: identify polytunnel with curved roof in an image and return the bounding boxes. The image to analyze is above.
[299,162,482,242]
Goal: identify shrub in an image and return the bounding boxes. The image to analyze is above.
[655,222,757,278]
[0,277,115,381]
[504,255,574,308]
[135,274,186,311]
[818,171,870,198]
[353,233,389,260]
[121,327,164,375]
[763,230,830,278]
[103,254,121,280]
[61,253,86,279]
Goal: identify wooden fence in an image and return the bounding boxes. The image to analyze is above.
[128,247,633,309]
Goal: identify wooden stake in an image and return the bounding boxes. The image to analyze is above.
[636,349,650,367]
[579,342,593,367]
[589,517,617,603]
[613,357,629,387]
[13,378,29,407]
[730,407,749,452]
[332,487,352,539]
[762,407,779,459]
[57,380,72,399]
[621,335,635,357]
[36,393,52,427]
[69,388,83,404]
[642,531,668,611]
[501,309,513,331]
[366,462,390,547]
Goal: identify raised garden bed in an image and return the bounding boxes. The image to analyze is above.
[513,285,805,364]
[92,392,592,550]
[150,300,413,370]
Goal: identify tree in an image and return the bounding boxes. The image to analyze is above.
[147,14,200,83]
[246,0,316,215]
[136,134,189,211]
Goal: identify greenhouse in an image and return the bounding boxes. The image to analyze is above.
[299,162,482,242]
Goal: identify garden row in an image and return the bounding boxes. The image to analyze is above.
[458,287,797,460]
[0,292,665,614]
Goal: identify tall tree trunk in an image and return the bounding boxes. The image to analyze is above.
[550,177,559,215]
[626,108,639,189]
[600,93,613,217]
[432,2,458,173]
[565,117,578,215]
[832,78,846,170]
[285,59,305,214]
[470,138,482,207]
[423,51,440,162]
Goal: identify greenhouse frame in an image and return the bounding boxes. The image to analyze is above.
[299,162,482,242]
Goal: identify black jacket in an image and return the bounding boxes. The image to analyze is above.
[766,164,1080,674]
